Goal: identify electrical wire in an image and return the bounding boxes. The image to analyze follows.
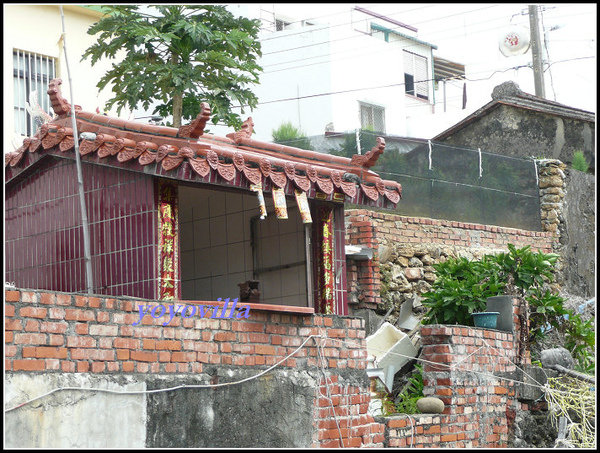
[316,330,344,446]
[6,325,589,417]
[4,334,323,413]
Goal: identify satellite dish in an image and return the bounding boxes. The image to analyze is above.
[499,26,531,57]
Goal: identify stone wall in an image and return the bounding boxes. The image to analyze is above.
[345,209,555,313]
[437,98,595,174]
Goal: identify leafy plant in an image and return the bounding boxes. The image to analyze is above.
[571,151,589,173]
[271,122,313,150]
[564,313,595,374]
[421,256,504,325]
[82,5,262,129]
[420,244,595,373]
[394,364,424,414]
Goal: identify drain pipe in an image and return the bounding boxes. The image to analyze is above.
[59,6,94,294]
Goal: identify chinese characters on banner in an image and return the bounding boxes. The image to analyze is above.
[157,181,179,300]
[316,206,335,314]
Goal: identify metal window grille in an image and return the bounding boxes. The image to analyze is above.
[360,103,386,133]
[403,50,429,100]
[275,19,291,31]
[13,49,56,137]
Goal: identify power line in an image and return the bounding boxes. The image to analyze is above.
[251,56,594,108]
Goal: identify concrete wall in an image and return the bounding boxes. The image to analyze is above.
[4,5,121,152]
[438,104,595,173]
[560,169,596,298]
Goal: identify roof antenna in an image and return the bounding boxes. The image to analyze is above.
[59,5,94,294]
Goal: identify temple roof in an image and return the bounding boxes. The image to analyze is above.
[6,79,402,207]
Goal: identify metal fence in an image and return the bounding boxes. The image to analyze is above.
[284,130,542,231]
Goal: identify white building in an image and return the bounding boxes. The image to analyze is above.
[4,5,118,153]
[220,4,465,142]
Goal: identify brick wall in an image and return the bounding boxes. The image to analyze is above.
[385,296,531,448]
[345,209,556,309]
[5,288,537,448]
[5,288,382,447]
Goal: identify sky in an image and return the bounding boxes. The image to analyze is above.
[366,3,597,113]
[254,3,596,113]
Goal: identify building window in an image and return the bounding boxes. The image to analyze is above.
[360,102,386,133]
[275,19,291,31]
[404,50,429,100]
[13,50,56,137]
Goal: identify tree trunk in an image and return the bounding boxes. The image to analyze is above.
[172,93,183,128]
[171,52,183,128]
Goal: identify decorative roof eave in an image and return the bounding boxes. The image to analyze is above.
[6,79,402,207]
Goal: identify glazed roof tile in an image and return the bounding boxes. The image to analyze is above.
[6,79,402,207]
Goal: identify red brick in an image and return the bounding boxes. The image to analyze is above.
[48,308,66,319]
[22,346,37,357]
[441,434,458,442]
[77,361,90,372]
[113,338,140,349]
[5,332,14,343]
[5,319,22,331]
[214,331,237,342]
[13,359,45,371]
[5,305,15,317]
[34,347,68,359]
[89,325,118,336]
[56,294,72,306]
[61,361,75,372]
[19,307,48,319]
[4,291,20,302]
[40,322,68,334]
[171,352,196,362]
[155,340,181,351]
[24,320,40,332]
[21,292,38,303]
[40,293,56,305]
[91,362,105,373]
[75,324,89,335]
[14,333,47,345]
[122,362,135,372]
[130,351,157,362]
[66,334,95,348]
[116,349,130,360]
[65,309,96,322]
[49,334,64,346]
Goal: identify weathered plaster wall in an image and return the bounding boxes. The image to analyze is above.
[560,169,596,298]
[439,104,595,173]
[5,373,146,448]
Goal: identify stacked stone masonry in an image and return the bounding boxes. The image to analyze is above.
[345,209,555,310]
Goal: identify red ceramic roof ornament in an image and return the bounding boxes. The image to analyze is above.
[6,79,402,208]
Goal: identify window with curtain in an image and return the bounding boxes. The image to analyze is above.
[13,50,56,137]
[404,50,429,100]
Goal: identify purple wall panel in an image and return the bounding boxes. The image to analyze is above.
[5,158,159,299]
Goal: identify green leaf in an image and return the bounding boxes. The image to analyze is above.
[81,4,262,128]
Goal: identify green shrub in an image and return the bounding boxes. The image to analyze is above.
[271,122,313,150]
[571,151,589,172]
[420,245,594,373]
[394,364,424,414]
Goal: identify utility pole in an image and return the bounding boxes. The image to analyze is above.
[528,5,545,98]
